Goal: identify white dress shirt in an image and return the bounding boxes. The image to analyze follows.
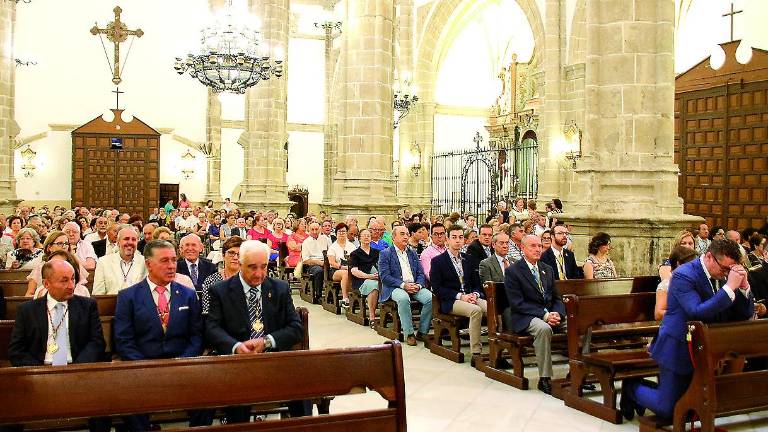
[146,278,171,307]
[395,247,415,285]
[75,240,97,264]
[44,295,72,365]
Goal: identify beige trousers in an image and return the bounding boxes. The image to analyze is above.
[451,298,488,354]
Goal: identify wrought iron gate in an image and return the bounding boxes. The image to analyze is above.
[431,131,538,218]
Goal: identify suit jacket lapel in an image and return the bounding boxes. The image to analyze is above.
[492,257,503,281]
[167,282,182,331]
[517,259,542,297]
[228,276,250,330]
[138,280,164,332]
[35,298,49,354]
[67,298,80,352]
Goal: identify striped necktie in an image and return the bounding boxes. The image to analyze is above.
[248,286,264,340]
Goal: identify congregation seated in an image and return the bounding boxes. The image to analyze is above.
[349,228,381,326]
[201,236,243,314]
[176,233,217,297]
[583,232,617,279]
[92,226,147,295]
[378,226,432,346]
[4,228,42,271]
[25,230,89,296]
[430,226,487,363]
[286,218,308,267]
[32,250,91,299]
[504,234,564,395]
[328,223,356,308]
[540,223,583,280]
[63,221,97,271]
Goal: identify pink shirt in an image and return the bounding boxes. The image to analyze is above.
[420,244,446,281]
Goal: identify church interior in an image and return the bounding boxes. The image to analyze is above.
[2,0,768,431]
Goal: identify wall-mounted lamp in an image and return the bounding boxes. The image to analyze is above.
[20,145,36,177]
[5,0,32,4]
[563,121,582,169]
[181,150,195,180]
[409,141,422,177]
[14,58,37,67]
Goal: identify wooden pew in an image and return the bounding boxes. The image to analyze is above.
[639,320,768,432]
[321,251,342,314]
[345,265,371,326]
[481,277,658,389]
[0,342,407,431]
[561,292,660,423]
[0,280,29,297]
[0,269,32,281]
[3,295,117,321]
[375,299,425,342]
[0,320,13,367]
[276,242,300,291]
[429,293,471,363]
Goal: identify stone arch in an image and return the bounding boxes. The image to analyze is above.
[568,0,586,65]
[415,0,545,102]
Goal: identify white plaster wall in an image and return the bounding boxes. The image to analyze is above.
[434,114,489,154]
[14,131,71,201]
[286,131,323,203]
[287,38,325,124]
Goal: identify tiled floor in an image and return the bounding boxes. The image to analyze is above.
[297,295,768,432]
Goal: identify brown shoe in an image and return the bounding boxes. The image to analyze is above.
[406,334,417,346]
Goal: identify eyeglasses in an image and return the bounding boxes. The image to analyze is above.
[710,253,733,273]
[51,242,70,247]
[225,251,239,257]
[432,232,446,237]
[553,231,568,236]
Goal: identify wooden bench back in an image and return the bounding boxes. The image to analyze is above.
[0,320,12,366]
[691,319,768,374]
[0,270,31,281]
[554,277,658,296]
[563,292,656,358]
[0,280,29,297]
[3,295,118,321]
[0,342,406,431]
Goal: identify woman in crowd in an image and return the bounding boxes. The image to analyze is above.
[77,216,92,238]
[5,228,43,270]
[204,199,215,213]
[748,234,767,268]
[247,214,270,243]
[511,198,528,221]
[31,250,91,299]
[208,214,222,246]
[526,200,539,221]
[350,228,380,327]
[540,229,552,251]
[286,218,308,267]
[25,230,89,296]
[178,193,190,209]
[268,218,290,261]
[654,246,699,320]
[328,223,357,309]
[200,236,243,315]
[658,230,697,280]
[2,215,24,247]
[152,226,174,241]
[709,226,725,242]
[583,232,618,279]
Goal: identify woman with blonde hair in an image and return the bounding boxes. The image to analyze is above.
[25,231,89,296]
[658,230,696,280]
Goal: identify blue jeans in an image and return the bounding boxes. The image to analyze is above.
[624,367,692,419]
[390,287,432,336]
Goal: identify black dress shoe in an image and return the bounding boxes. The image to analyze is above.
[581,383,597,391]
[619,389,635,421]
[537,377,552,395]
[495,358,513,370]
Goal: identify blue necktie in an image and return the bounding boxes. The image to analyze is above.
[52,303,69,366]
[190,263,198,286]
[248,286,264,340]
[532,266,544,294]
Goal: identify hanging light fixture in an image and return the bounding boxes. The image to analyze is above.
[174,0,283,94]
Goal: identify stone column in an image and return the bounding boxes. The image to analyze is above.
[330,0,401,219]
[321,20,338,206]
[0,2,20,213]
[204,88,223,204]
[238,0,292,214]
[561,0,700,276]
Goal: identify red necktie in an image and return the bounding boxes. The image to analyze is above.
[155,286,169,330]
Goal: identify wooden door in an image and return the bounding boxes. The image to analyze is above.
[159,183,179,208]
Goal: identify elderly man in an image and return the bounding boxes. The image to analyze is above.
[7,259,108,432]
[379,226,432,346]
[231,217,248,238]
[92,226,147,295]
[63,221,97,271]
[479,231,513,370]
[176,234,218,296]
[114,240,204,430]
[504,234,564,394]
[84,216,108,244]
[696,223,711,254]
[507,223,526,262]
[301,222,331,303]
[136,222,157,254]
[369,220,389,251]
[206,240,306,423]
[91,222,119,258]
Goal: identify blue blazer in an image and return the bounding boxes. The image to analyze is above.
[430,251,484,314]
[503,258,564,333]
[114,279,203,360]
[378,245,426,302]
[651,259,753,375]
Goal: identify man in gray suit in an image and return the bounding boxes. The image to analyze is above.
[479,232,512,369]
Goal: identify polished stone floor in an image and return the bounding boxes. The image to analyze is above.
[295,295,768,432]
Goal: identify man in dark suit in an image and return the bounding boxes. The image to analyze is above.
[465,224,493,265]
[8,260,108,432]
[113,240,204,430]
[91,222,119,258]
[206,240,305,423]
[431,226,486,364]
[478,231,513,370]
[230,218,248,238]
[504,234,564,394]
[540,224,583,280]
[621,240,753,420]
[176,234,218,296]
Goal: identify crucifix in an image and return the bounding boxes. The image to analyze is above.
[112,87,124,110]
[722,2,743,43]
[90,6,144,85]
[473,131,484,149]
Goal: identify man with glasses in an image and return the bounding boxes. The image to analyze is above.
[420,223,447,281]
[621,239,754,421]
[369,221,388,251]
[540,223,583,280]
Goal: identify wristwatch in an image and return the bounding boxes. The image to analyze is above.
[264,336,274,351]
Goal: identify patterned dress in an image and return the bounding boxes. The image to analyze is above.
[585,255,617,279]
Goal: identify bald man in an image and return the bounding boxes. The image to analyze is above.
[503,234,565,395]
[176,234,218,296]
[92,226,148,295]
[63,221,97,271]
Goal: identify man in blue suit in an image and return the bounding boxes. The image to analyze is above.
[504,234,564,394]
[114,239,204,431]
[431,225,486,363]
[379,225,432,346]
[622,239,754,420]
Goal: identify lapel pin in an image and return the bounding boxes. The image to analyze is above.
[268,291,272,299]
[175,290,179,294]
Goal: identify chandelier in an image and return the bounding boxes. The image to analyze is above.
[393,79,419,129]
[174,1,283,94]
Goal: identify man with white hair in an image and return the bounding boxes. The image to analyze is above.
[176,234,218,296]
[92,225,147,295]
[63,221,97,271]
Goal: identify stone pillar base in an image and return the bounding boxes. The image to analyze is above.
[0,198,22,215]
[559,213,704,276]
[325,202,404,224]
[236,199,294,216]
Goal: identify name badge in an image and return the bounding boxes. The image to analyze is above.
[178,306,189,311]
